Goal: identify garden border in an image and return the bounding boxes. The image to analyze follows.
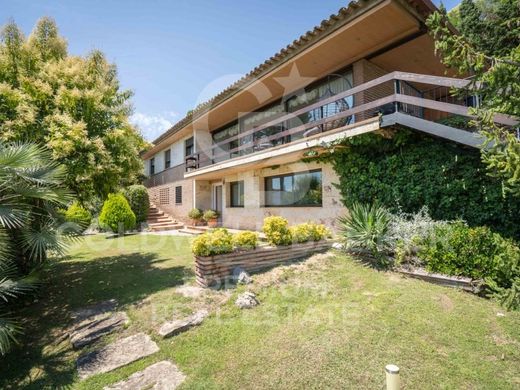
[195,240,333,287]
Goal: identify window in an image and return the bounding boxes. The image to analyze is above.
[175,186,182,204]
[229,181,244,207]
[164,149,171,169]
[265,170,322,207]
[185,137,194,157]
[150,158,155,175]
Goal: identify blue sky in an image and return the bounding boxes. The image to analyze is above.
[3,0,459,141]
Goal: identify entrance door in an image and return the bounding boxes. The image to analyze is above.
[213,185,223,224]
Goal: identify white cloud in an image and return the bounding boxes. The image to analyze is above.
[130,111,180,142]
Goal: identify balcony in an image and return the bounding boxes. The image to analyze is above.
[183,71,516,178]
[144,163,185,187]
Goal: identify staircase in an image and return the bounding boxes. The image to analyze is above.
[147,204,184,232]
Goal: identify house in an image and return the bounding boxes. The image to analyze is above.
[142,0,513,231]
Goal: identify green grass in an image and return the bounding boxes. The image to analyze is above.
[1,234,519,389]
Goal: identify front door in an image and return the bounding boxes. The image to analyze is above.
[214,185,223,224]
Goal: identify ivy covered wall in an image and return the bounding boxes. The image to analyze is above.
[321,131,520,239]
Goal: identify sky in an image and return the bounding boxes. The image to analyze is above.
[2,0,459,141]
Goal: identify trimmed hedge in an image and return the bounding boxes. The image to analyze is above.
[122,185,149,224]
[99,193,136,233]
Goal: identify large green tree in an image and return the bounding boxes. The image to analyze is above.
[427,1,520,195]
[0,17,146,201]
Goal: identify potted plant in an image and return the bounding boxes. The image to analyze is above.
[203,209,219,228]
[188,208,203,226]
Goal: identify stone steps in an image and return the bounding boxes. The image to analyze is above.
[146,205,185,232]
[104,360,185,390]
[73,285,220,388]
[77,333,159,380]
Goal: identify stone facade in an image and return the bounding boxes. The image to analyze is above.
[147,178,194,224]
[211,161,345,231]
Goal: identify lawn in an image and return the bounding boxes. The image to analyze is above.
[1,234,519,389]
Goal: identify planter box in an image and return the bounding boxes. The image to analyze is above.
[195,240,333,287]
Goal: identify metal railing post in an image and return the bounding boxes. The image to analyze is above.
[394,79,401,113]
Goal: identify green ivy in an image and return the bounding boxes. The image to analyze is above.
[319,131,520,239]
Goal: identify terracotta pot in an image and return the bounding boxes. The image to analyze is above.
[207,218,218,228]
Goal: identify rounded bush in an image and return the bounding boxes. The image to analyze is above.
[192,228,233,256]
[64,202,92,231]
[99,193,136,233]
[188,208,203,220]
[122,185,149,224]
[203,209,218,222]
[233,231,258,250]
[262,216,292,246]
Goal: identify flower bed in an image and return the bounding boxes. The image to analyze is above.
[195,240,333,287]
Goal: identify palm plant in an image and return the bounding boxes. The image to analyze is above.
[0,142,74,355]
[338,202,391,264]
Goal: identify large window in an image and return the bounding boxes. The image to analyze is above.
[229,181,244,207]
[264,170,322,207]
[209,68,354,163]
[150,158,155,175]
[185,137,194,157]
[164,149,171,169]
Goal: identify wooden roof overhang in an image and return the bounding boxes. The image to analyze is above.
[143,0,447,159]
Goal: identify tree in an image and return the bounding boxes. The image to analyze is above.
[0,142,75,354]
[426,1,520,195]
[0,17,147,202]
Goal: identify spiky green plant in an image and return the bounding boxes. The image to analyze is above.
[0,142,74,355]
[338,203,391,264]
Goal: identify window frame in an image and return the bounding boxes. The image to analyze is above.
[229,180,244,208]
[264,169,323,207]
[164,149,171,169]
[175,185,182,205]
[185,137,194,157]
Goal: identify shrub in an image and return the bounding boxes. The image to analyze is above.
[263,216,292,246]
[290,224,313,243]
[122,185,149,224]
[387,206,449,263]
[192,228,234,256]
[64,202,92,231]
[419,223,509,279]
[338,203,390,263]
[203,209,218,222]
[308,223,331,241]
[419,222,520,310]
[233,231,258,250]
[188,208,203,220]
[99,193,136,233]
[290,222,329,243]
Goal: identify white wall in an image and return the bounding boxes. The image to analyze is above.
[144,135,193,177]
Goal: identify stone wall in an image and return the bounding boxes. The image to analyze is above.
[147,178,194,224]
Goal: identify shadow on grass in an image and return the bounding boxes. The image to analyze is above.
[0,251,193,390]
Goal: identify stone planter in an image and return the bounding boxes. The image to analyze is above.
[195,240,333,287]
